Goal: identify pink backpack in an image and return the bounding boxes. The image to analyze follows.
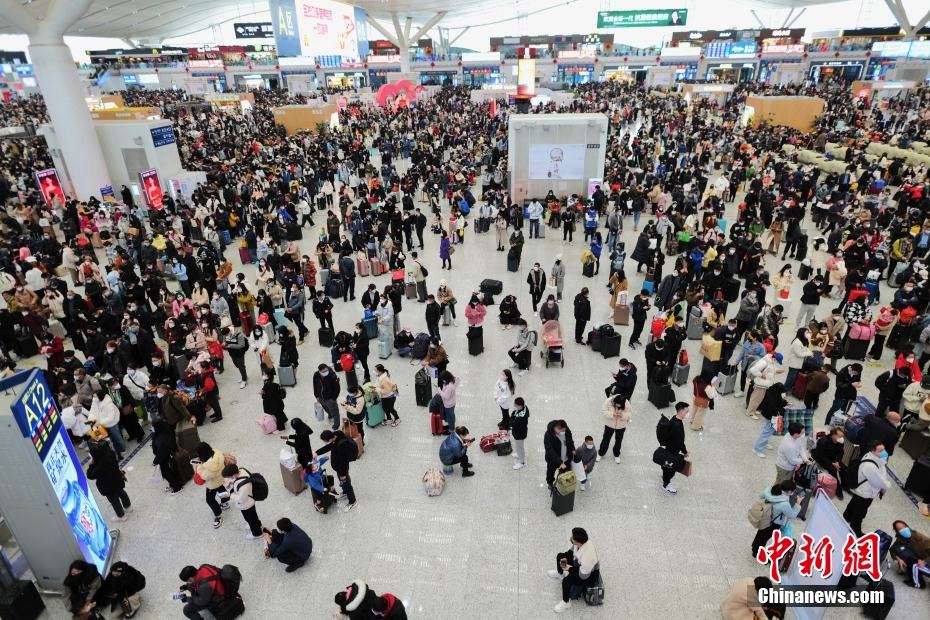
[257,414,277,434]
[850,323,873,341]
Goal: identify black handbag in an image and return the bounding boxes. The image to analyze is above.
[651,447,684,471]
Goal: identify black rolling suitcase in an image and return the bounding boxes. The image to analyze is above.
[861,579,894,620]
[318,327,334,347]
[723,278,740,302]
[507,254,519,272]
[414,369,432,406]
[14,332,38,358]
[551,488,575,516]
[600,334,621,358]
[844,338,869,361]
[479,279,503,295]
[172,448,195,485]
[467,325,484,356]
[795,234,809,261]
[905,456,930,497]
[583,262,595,278]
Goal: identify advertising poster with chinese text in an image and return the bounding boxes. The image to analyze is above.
[139,168,164,210]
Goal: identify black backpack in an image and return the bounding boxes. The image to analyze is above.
[340,437,359,462]
[237,469,269,502]
[845,456,876,491]
[655,415,672,446]
[598,324,616,337]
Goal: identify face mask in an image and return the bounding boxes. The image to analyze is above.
[899,527,912,539]
[557,431,566,439]
[836,437,845,444]
[878,449,889,459]
[585,442,594,449]
[533,266,540,271]
[320,371,329,377]
[152,361,161,367]
[156,392,164,399]
[73,375,81,382]
[714,270,721,275]
[107,348,115,354]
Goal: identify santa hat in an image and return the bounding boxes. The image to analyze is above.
[343,581,368,613]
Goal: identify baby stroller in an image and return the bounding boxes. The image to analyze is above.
[539,320,565,368]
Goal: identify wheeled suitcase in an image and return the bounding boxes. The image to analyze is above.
[671,363,690,386]
[686,309,703,339]
[405,281,417,299]
[280,462,306,495]
[15,333,38,358]
[430,411,443,435]
[48,319,67,339]
[905,456,930,497]
[900,428,930,460]
[326,277,344,299]
[795,234,809,261]
[479,279,503,295]
[239,311,254,335]
[791,371,809,399]
[600,334,621,358]
[172,354,189,378]
[551,488,575,516]
[861,579,894,620]
[370,259,383,276]
[588,329,603,352]
[273,308,287,327]
[318,269,330,288]
[263,321,277,344]
[722,278,740,303]
[716,367,738,394]
[648,380,674,409]
[318,327,334,347]
[845,338,869,361]
[366,399,385,427]
[172,448,194,485]
[613,304,630,326]
[442,305,452,326]
[467,325,484,356]
[582,262,595,278]
[278,365,297,387]
[356,256,370,276]
[378,338,392,359]
[415,369,432,406]
[238,247,252,264]
[363,316,378,340]
[175,421,200,454]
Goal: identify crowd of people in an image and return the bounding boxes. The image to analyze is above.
[1,73,929,618]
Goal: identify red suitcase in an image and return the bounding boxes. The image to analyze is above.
[239,311,254,335]
[480,431,508,452]
[239,247,252,264]
[791,371,809,399]
[430,411,443,436]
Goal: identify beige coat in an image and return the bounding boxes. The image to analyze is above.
[195,450,227,490]
[719,577,765,620]
[601,397,631,430]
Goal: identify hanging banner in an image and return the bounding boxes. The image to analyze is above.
[597,9,687,28]
[270,0,302,57]
[9,370,112,573]
[34,168,65,207]
[139,168,164,210]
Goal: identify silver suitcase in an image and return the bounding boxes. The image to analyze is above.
[672,363,690,386]
[278,365,297,387]
[716,368,738,394]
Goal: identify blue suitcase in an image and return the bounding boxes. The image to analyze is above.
[363,316,378,340]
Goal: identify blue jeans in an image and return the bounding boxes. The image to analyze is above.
[529,219,540,238]
[633,212,641,228]
[106,424,127,456]
[607,230,618,253]
[784,367,799,391]
[753,418,776,454]
[443,406,456,429]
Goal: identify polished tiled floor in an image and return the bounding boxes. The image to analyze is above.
[35,180,930,619]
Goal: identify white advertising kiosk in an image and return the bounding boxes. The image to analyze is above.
[507,113,608,205]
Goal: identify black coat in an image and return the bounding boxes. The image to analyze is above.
[86,448,125,495]
[543,421,575,467]
[665,416,687,455]
[262,382,287,417]
[610,365,638,398]
[859,415,900,456]
[573,294,591,321]
[286,431,314,467]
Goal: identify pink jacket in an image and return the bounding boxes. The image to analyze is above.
[464,303,487,327]
[440,377,460,408]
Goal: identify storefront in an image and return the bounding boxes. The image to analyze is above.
[660,61,697,81]
[235,73,279,89]
[419,71,457,86]
[864,57,897,81]
[191,71,228,92]
[757,59,802,83]
[462,65,503,87]
[368,68,399,88]
[808,60,864,83]
[558,64,596,85]
[325,71,367,88]
[281,71,318,92]
[705,62,757,82]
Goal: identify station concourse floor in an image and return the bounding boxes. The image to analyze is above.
[32,189,929,620]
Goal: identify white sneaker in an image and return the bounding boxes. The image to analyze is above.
[124,506,134,513]
[512,462,525,470]
[518,369,528,376]
[546,569,562,580]
[614,456,622,464]
[595,454,602,462]
[239,381,247,389]
[246,532,263,540]
[553,600,571,613]
[663,484,677,494]
[733,390,745,397]
[342,502,358,513]
[755,451,767,458]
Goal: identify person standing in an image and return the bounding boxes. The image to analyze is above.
[221,326,249,389]
[573,288,591,345]
[750,480,802,558]
[263,517,313,572]
[439,231,452,270]
[193,442,230,529]
[87,389,127,458]
[494,369,515,430]
[543,419,575,489]
[316,429,359,512]
[261,375,289,432]
[659,402,689,494]
[285,283,309,342]
[774,422,811,485]
[221,463,264,540]
[526,263,546,313]
[338,252,356,301]
[547,527,600,614]
[527,198,543,239]
[597,393,631,463]
[551,256,566,301]
[86,442,133,521]
[312,290,334,332]
[843,440,890,536]
[629,289,651,349]
[510,397,530,470]
[374,364,400,427]
[312,364,341,431]
[424,294,442,340]
[410,252,428,303]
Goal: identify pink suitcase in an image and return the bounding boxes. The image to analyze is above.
[357,255,370,276]
[257,414,277,434]
[371,258,383,275]
[815,472,837,499]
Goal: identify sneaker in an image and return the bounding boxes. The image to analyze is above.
[114,515,128,522]
[124,506,134,513]
[745,412,759,420]
[546,569,562,580]
[213,516,222,528]
[518,369,528,376]
[246,532,263,540]
[553,600,572,613]
[512,462,525,470]
[239,381,247,389]
[394,419,402,427]
[595,454,602,462]
[733,390,745,397]
[614,456,622,464]
[221,501,230,511]
[342,502,358,513]
[663,484,677,494]
[461,469,476,477]
[755,451,767,458]
[579,483,586,492]
[169,487,182,495]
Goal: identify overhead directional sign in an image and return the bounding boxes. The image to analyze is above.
[597,9,687,28]
[234,22,274,39]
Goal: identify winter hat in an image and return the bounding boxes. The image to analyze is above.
[338,581,368,613]
[773,352,784,364]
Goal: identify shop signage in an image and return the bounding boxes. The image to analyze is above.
[234,22,274,38]
[597,9,687,28]
[150,125,176,148]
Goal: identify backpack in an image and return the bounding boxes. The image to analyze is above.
[340,437,359,462]
[240,469,268,501]
[747,500,774,529]
[846,456,876,491]
[598,324,615,337]
[422,466,446,497]
[219,564,242,598]
[655,414,672,445]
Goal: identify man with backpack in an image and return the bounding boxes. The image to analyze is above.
[317,429,359,512]
[221,464,265,540]
[177,564,243,620]
[843,440,891,537]
[656,402,689,494]
[748,480,802,558]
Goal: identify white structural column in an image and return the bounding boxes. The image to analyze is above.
[883,0,930,39]
[0,0,112,200]
[367,11,447,74]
